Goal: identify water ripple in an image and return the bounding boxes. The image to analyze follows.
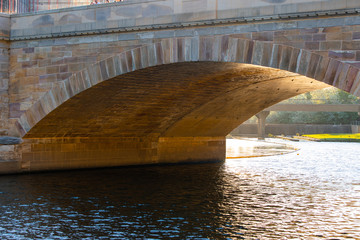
[0,141,359,238]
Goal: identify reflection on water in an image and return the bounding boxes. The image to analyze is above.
[226,138,297,158]
[0,140,359,239]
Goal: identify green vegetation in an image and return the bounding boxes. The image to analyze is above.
[302,133,360,142]
[247,87,360,124]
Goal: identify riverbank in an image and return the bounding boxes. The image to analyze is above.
[302,133,360,142]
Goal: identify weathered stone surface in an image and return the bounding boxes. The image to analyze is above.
[8,0,360,40]
[1,2,360,174]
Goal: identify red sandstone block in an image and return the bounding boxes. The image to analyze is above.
[350,71,360,95]
[314,56,330,82]
[252,32,274,41]
[125,51,134,71]
[333,62,349,89]
[306,53,321,79]
[326,32,352,41]
[304,41,320,50]
[269,44,281,69]
[160,39,173,64]
[39,74,57,83]
[131,48,142,70]
[323,59,341,85]
[105,57,116,78]
[279,45,293,71]
[328,51,356,60]
[313,34,326,42]
[320,41,342,51]
[300,28,319,34]
[353,32,360,40]
[322,26,343,33]
[22,61,37,68]
[140,45,150,68]
[342,41,360,50]
[244,40,254,64]
[343,66,359,92]
[219,35,229,62]
[46,66,59,74]
[147,44,158,66]
[288,47,301,73]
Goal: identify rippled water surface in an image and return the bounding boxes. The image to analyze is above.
[0,140,359,239]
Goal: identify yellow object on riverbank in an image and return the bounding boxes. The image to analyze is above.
[303,133,360,142]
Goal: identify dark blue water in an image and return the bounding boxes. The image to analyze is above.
[0,140,359,239]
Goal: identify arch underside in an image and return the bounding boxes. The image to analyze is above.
[8,28,360,172]
[25,62,328,139]
[18,62,331,171]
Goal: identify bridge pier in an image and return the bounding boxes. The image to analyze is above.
[0,39,10,136]
[256,111,270,140]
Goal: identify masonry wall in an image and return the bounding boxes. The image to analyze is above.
[9,19,360,125]
[0,41,9,132]
[0,14,10,134]
[9,36,149,120]
[18,136,224,173]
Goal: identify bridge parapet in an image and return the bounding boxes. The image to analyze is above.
[9,0,360,40]
[0,14,10,40]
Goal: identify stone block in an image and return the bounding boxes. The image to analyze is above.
[140,45,150,68]
[320,41,342,51]
[279,45,293,71]
[160,38,173,64]
[252,41,267,66]
[323,58,341,85]
[199,37,213,61]
[269,44,281,69]
[342,40,360,50]
[333,62,350,89]
[105,57,116,79]
[211,36,222,62]
[154,42,164,65]
[130,47,141,71]
[226,37,239,63]
[343,66,359,92]
[304,42,320,50]
[326,32,352,41]
[350,71,360,96]
[119,52,130,74]
[306,53,321,79]
[296,50,311,76]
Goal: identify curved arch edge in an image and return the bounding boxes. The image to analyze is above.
[13,35,360,137]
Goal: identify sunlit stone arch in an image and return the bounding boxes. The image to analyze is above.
[15,35,360,138]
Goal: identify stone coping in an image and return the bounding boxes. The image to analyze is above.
[6,0,360,40]
[8,8,360,41]
[0,14,10,40]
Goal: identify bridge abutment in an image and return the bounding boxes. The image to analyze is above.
[7,136,225,173]
[0,14,10,136]
[0,40,9,135]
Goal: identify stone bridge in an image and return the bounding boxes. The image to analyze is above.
[1,0,360,173]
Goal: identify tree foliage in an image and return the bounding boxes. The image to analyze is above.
[266,87,360,124]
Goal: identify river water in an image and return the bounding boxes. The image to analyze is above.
[0,140,359,239]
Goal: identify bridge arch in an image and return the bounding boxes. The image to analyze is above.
[15,35,360,139]
[11,35,360,171]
